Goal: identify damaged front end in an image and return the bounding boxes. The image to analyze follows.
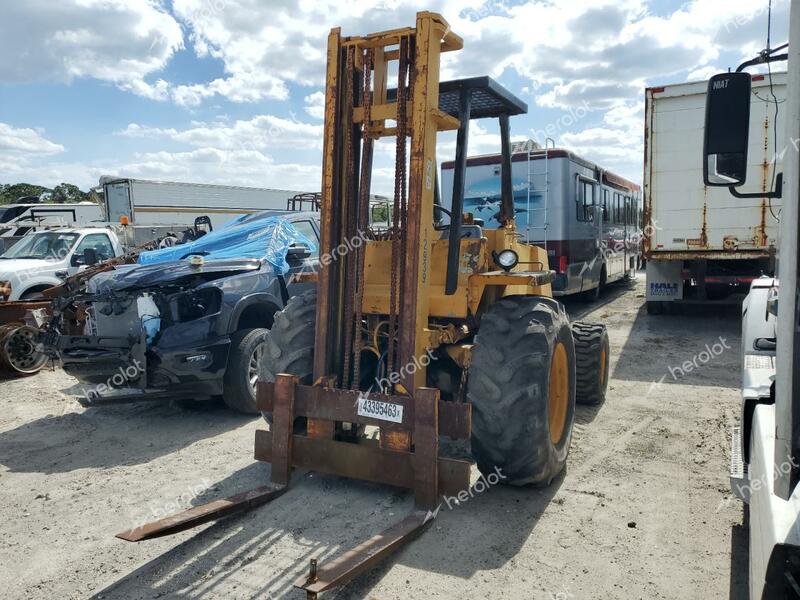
[53,259,264,404]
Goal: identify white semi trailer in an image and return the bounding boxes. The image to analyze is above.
[100,177,307,230]
[643,74,787,313]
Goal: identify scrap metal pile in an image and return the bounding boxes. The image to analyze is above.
[0,233,183,377]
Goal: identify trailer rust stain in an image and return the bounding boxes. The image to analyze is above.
[759,115,770,247]
[642,92,654,258]
[700,188,708,248]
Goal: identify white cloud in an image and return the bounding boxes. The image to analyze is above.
[304,92,325,119]
[0,0,184,100]
[117,114,323,151]
[687,65,723,82]
[0,123,64,156]
[3,0,789,192]
[116,148,320,189]
[3,147,321,193]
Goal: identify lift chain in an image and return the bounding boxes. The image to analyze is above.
[387,36,410,381]
[397,36,411,356]
[351,48,374,390]
[341,45,357,389]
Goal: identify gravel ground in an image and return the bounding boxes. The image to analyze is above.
[0,275,747,599]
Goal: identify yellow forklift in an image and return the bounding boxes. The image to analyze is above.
[119,12,610,598]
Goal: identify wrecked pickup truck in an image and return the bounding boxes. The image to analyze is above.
[48,210,319,413]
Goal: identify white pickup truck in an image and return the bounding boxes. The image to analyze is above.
[0,227,125,301]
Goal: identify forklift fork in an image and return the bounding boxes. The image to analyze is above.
[116,374,472,597]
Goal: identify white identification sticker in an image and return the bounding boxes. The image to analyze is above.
[357,396,404,424]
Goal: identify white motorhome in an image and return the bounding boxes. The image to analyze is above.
[441,146,642,298]
[100,177,309,230]
[643,73,786,313]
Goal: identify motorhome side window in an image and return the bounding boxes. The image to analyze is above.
[577,179,595,222]
[612,193,619,224]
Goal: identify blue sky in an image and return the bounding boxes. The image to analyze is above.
[0,0,788,196]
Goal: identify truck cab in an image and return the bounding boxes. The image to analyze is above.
[0,227,124,301]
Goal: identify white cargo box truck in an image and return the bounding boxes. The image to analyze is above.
[100,177,308,230]
[643,73,786,313]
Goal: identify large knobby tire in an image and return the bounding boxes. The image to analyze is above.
[222,328,269,414]
[468,296,577,486]
[259,289,316,425]
[571,321,610,406]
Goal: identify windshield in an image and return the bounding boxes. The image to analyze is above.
[0,208,9,223]
[0,232,79,260]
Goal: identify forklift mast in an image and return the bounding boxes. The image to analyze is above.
[313,13,531,409]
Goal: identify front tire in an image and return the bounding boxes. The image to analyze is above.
[259,290,316,426]
[468,296,576,486]
[222,328,269,414]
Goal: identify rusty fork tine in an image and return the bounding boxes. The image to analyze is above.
[115,483,288,542]
[295,510,435,596]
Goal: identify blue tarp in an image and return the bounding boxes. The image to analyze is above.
[137,216,316,274]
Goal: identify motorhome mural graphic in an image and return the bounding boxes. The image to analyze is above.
[461,175,540,229]
[442,149,642,297]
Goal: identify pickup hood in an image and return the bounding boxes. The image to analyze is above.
[0,258,60,278]
[96,258,266,292]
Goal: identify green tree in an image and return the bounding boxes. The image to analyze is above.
[0,183,52,205]
[51,182,89,204]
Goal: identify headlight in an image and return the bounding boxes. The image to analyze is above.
[171,288,222,322]
[494,249,519,271]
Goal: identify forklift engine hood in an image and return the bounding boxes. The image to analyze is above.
[94,258,264,292]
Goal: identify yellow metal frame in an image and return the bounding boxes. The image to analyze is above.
[318,11,553,396]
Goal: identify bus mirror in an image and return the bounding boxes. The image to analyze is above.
[703,72,751,187]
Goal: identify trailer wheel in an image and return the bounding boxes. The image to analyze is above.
[571,321,610,405]
[222,328,269,414]
[0,324,47,376]
[259,289,316,428]
[468,296,576,486]
[646,300,665,315]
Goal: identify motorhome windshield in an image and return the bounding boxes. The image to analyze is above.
[0,232,79,260]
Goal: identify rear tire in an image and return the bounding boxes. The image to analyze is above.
[468,296,576,486]
[259,290,316,427]
[571,322,610,405]
[580,266,604,302]
[222,328,269,414]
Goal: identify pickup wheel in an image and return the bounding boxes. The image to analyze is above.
[223,328,269,414]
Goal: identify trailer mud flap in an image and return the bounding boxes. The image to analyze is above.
[645,260,683,302]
